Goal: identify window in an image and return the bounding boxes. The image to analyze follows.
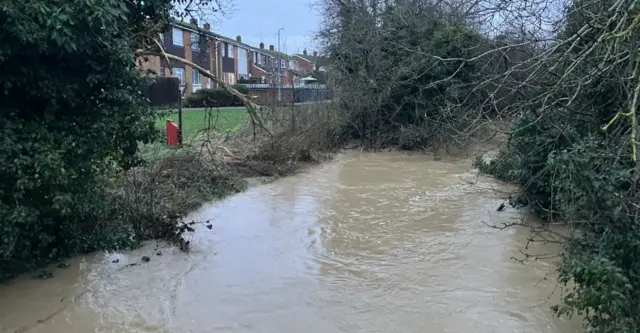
[207,78,211,88]
[173,68,185,84]
[254,52,261,65]
[280,59,286,68]
[192,69,201,86]
[227,44,234,58]
[238,48,247,59]
[289,60,295,69]
[159,32,164,42]
[172,27,183,46]
[190,33,200,51]
[238,48,248,77]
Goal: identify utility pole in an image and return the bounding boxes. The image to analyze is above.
[277,27,284,102]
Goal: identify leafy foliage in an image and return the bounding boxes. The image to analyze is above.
[183,85,249,108]
[0,0,161,278]
[476,0,640,330]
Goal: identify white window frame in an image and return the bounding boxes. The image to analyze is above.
[227,44,234,58]
[192,69,201,86]
[289,60,295,69]
[172,27,183,47]
[281,59,286,68]
[190,33,200,51]
[173,68,185,85]
[159,32,164,42]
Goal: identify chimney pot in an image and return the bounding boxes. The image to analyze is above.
[236,35,241,42]
[303,49,307,56]
[313,51,318,57]
[269,45,274,51]
[190,18,198,26]
[260,42,264,49]
[203,23,210,30]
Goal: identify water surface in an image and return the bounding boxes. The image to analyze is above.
[0,151,581,333]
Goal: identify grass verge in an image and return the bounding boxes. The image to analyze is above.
[155,108,248,141]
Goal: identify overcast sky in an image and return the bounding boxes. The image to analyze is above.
[210,0,321,54]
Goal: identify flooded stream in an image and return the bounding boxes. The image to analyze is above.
[0,151,582,333]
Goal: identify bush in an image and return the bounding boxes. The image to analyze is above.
[184,84,249,108]
[0,0,160,279]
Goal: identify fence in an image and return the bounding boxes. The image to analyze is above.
[240,83,332,106]
[141,76,181,107]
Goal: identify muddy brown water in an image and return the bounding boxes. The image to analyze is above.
[0,151,583,333]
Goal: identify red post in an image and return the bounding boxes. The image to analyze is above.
[166,119,179,146]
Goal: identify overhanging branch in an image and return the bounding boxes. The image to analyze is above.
[135,50,265,128]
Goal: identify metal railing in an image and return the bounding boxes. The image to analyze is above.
[240,83,327,89]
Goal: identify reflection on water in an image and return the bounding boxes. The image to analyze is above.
[0,151,582,333]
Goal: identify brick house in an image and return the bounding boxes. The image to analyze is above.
[138,19,255,94]
[136,19,311,93]
[248,42,272,84]
[293,49,316,74]
[248,43,299,85]
[293,50,327,73]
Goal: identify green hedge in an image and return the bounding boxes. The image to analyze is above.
[0,0,160,279]
[184,84,249,108]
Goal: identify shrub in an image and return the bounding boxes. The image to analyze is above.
[184,84,250,108]
[0,0,160,279]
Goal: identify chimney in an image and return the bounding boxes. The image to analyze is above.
[260,42,264,49]
[303,49,307,56]
[313,51,318,57]
[190,18,198,26]
[236,35,241,42]
[203,23,210,31]
[269,45,274,51]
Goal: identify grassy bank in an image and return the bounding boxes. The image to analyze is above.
[155,108,248,140]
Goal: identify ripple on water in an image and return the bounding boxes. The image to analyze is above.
[0,151,582,333]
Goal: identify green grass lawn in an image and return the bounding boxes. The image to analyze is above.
[155,108,248,141]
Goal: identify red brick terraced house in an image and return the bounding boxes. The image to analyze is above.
[137,19,315,94]
[138,19,257,94]
[292,49,316,75]
[293,50,328,73]
[249,43,301,86]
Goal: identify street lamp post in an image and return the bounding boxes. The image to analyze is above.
[277,27,284,102]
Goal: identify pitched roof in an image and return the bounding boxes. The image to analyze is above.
[169,19,299,60]
[261,48,292,59]
[294,53,328,65]
[169,19,255,50]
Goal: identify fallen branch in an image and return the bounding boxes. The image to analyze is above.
[135,50,266,130]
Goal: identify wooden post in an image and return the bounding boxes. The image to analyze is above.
[178,87,183,146]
